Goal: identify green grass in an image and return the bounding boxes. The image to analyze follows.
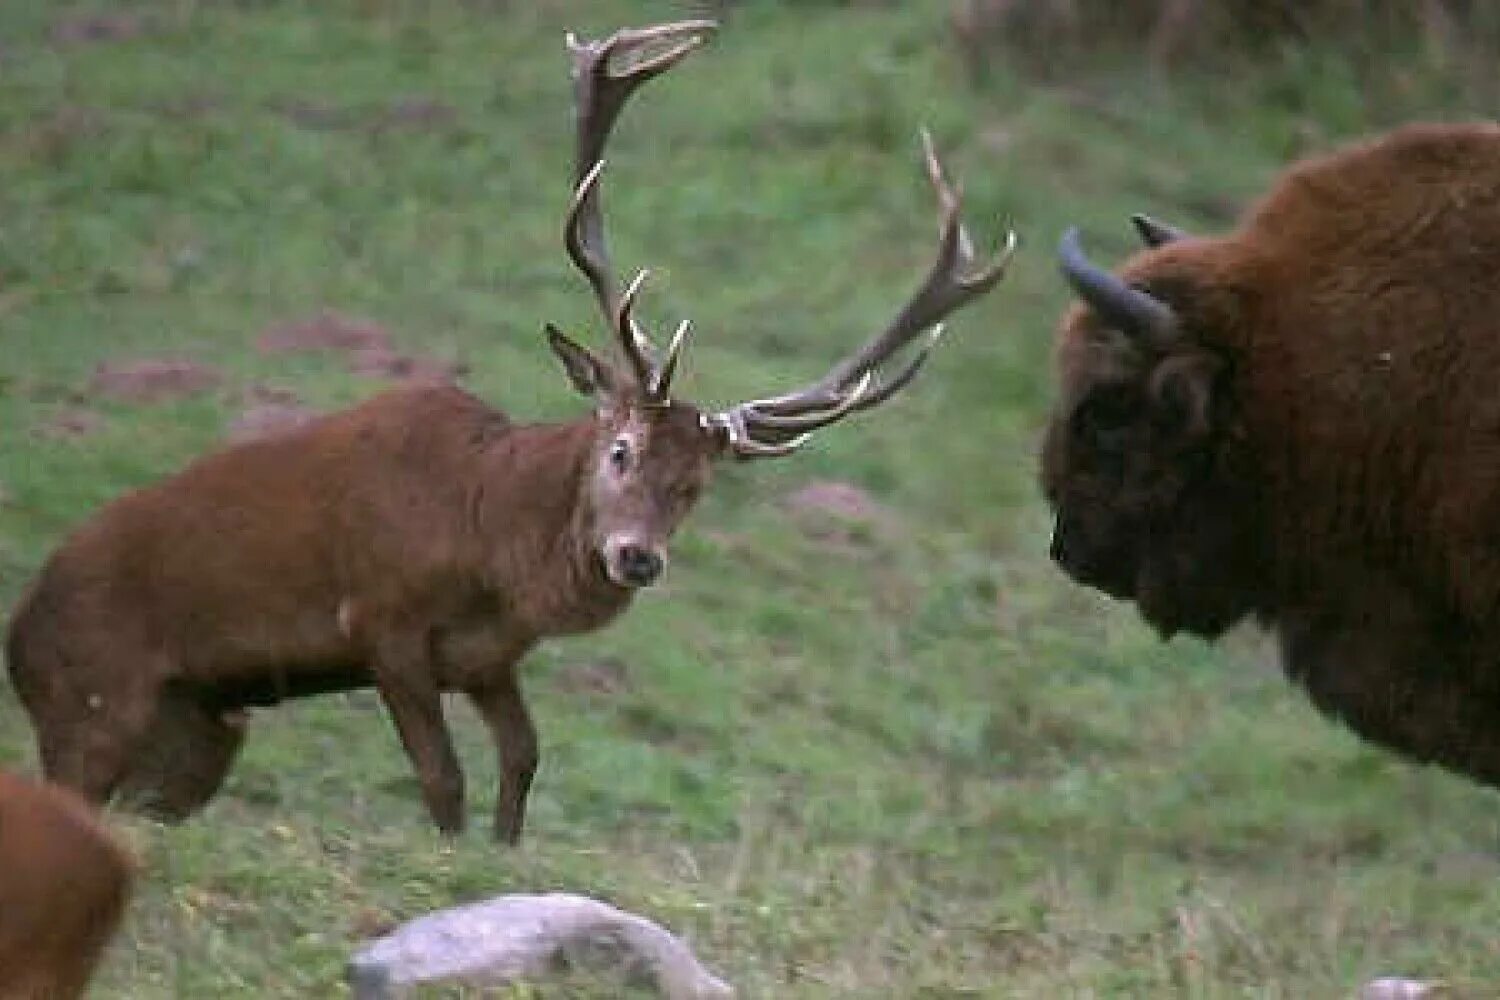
[2,1,1498,996]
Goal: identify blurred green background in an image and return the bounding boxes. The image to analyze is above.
[2,1,1498,996]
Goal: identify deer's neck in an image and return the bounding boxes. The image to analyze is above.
[473,417,633,635]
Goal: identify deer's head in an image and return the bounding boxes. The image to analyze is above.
[546,20,1014,589]
[546,316,713,588]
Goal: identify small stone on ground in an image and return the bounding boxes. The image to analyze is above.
[348,892,733,1000]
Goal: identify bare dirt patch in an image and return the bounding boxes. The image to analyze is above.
[10,106,109,165]
[241,384,302,407]
[256,311,393,356]
[783,480,892,523]
[88,359,223,404]
[271,96,458,134]
[551,656,632,699]
[257,312,463,385]
[149,95,222,121]
[226,405,319,443]
[224,386,319,443]
[372,97,457,133]
[271,99,354,132]
[51,13,146,46]
[226,403,317,443]
[35,406,105,441]
[782,480,900,551]
[348,347,467,385]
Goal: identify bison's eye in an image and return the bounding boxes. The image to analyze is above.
[1074,387,1139,451]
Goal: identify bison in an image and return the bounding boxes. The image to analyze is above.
[1043,121,1500,784]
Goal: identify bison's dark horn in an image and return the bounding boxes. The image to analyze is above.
[1130,213,1188,248]
[1058,227,1178,349]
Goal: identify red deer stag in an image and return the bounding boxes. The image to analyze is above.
[0,770,134,999]
[6,20,1012,843]
[1042,121,1500,789]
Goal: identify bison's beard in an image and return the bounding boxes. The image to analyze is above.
[1134,553,1250,640]
[1131,506,1261,641]
[1052,527,1253,640]
[1050,469,1263,640]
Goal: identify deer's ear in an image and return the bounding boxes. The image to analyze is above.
[546,324,617,399]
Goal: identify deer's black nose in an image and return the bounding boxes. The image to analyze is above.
[619,544,663,586]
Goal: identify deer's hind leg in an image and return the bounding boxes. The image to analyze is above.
[115,688,247,823]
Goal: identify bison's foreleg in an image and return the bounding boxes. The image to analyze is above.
[467,668,539,845]
[371,631,466,834]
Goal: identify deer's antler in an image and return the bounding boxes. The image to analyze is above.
[563,20,717,401]
[706,130,1015,458]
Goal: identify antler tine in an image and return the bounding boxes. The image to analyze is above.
[567,21,718,184]
[710,409,810,458]
[802,129,1014,403]
[710,131,1014,459]
[724,370,878,440]
[650,319,693,399]
[614,268,658,389]
[563,20,716,398]
[732,324,946,431]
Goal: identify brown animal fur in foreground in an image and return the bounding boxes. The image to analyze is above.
[5,20,1011,843]
[0,770,134,1000]
[1044,121,1500,786]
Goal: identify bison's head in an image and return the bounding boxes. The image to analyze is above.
[1040,216,1264,639]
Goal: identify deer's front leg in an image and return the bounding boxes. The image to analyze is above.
[371,630,466,835]
[466,666,538,845]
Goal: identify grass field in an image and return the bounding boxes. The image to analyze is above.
[3,1,1499,996]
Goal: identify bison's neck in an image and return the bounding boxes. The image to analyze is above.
[472,417,633,636]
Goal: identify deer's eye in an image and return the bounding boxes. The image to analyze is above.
[609,438,631,471]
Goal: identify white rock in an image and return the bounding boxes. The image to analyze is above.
[347,892,733,1000]
[1360,977,1444,999]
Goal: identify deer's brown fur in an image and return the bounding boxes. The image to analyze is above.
[0,770,134,1000]
[6,18,1009,844]
[9,384,714,841]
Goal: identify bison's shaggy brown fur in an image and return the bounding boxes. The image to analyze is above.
[0,770,134,999]
[1044,121,1500,784]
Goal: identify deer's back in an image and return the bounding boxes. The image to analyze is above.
[14,385,513,680]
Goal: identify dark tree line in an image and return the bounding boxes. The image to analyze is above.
[950,0,1499,90]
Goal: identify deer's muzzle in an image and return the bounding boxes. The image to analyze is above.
[602,536,666,588]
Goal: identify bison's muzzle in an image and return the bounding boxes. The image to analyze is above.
[1048,512,1138,601]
